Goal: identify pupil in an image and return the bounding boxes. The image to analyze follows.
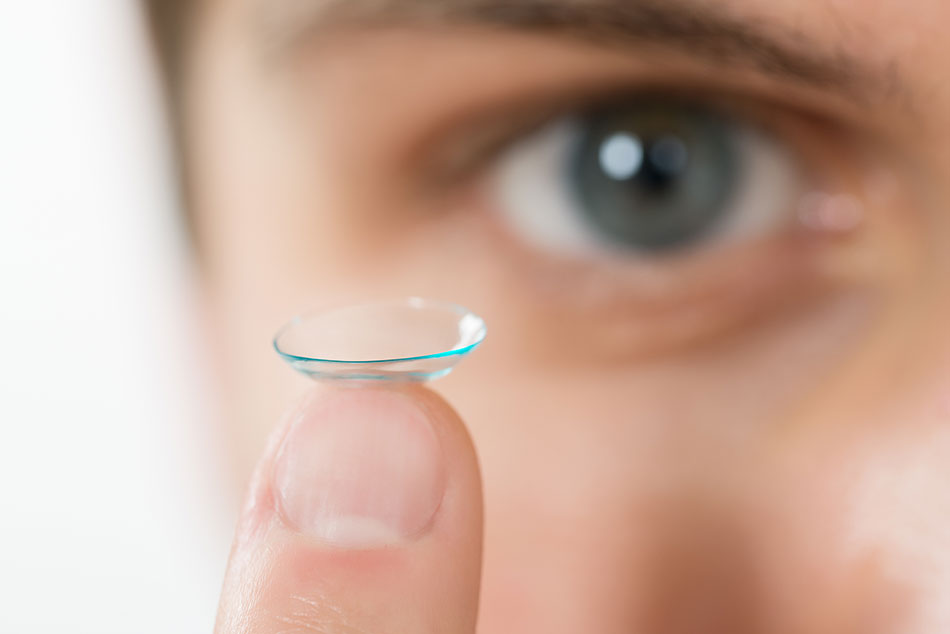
[640,136,691,192]
[649,137,690,176]
[572,104,739,251]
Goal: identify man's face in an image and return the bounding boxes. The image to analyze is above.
[186,0,950,630]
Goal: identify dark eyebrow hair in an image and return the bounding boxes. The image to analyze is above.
[263,0,896,100]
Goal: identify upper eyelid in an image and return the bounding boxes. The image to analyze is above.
[419,83,840,186]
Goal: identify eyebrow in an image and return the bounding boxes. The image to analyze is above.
[264,0,895,100]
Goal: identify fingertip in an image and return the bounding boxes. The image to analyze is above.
[216,383,483,634]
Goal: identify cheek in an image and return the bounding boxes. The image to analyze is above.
[461,372,950,633]
[766,399,950,632]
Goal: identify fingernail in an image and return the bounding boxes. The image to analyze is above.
[273,388,445,547]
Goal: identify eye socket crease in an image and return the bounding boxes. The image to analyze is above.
[259,0,904,108]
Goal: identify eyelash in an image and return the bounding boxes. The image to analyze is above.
[419,81,851,187]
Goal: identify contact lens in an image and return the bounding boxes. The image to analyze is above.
[274,298,487,382]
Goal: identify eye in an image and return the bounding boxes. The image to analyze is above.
[491,100,801,258]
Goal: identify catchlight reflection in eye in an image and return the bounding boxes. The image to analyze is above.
[599,133,644,181]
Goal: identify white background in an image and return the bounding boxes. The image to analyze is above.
[0,1,233,631]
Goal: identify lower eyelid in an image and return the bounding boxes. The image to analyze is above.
[460,183,864,360]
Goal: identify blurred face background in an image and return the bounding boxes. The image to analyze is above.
[5,0,950,632]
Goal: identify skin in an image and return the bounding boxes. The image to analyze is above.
[181,0,950,631]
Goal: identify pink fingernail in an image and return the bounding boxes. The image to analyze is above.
[273,389,445,547]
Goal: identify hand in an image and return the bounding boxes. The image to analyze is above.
[215,385,483,633]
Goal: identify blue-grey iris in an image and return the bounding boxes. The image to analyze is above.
[571,104,740,251]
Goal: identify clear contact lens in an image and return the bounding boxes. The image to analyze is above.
[274,298,486,382]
